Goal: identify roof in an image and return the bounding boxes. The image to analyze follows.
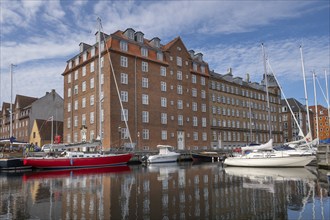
[15,95,38,109]
[281,98,306,112]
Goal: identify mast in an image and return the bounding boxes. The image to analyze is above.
[9,64,15,150]
[249,100,253,142]
[325,70,330,131]
[312,72,319,143]
[97,17,103,143]
[262,43,272,139]
[300,46,312,135]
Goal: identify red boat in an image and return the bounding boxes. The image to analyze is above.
[23,151,133,169]
[22,166,131,181]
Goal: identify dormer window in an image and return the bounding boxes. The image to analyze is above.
[69,60,73,69]
[201,65,205,73]
[123,28,135,40]
[151,37,161,48]
[193,62,197,71]
[83,51,87,61]
[91,47,95,57]
[135,31,144,43]
[75,57,79,66]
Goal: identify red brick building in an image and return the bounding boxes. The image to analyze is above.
[309,105,330,141]
[62,29,210,151]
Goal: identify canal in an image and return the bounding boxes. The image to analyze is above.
[0,162,329,219]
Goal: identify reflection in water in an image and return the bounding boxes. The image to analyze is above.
[0,163,329,219]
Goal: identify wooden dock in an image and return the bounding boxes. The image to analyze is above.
[317,144,330,169]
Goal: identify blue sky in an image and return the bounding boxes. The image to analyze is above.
[0,0,329,108]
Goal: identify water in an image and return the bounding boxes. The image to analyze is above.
[0,162,329,220]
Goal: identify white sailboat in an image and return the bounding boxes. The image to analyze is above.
[224,44,316,167]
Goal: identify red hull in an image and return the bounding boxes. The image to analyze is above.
[23,166,131,181]
[23,153,133,169]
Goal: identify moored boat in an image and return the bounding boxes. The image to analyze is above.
[142,145,180,163]
[224,152,315,167]
[191,151,224,162]
[23,150,133,169]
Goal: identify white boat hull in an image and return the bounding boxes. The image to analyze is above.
[147,153,180,163]
[224,155,315,167]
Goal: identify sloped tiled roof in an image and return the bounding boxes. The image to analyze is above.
[15,95,38,109]
[281,98,306,112]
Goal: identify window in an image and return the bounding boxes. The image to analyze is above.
[177,85,183,95]
[201,104,206,112]
[177,57,182,66]
[91,47,95,57]
[101,56,104,68]
[161,97,167,107]
[121,109,128,121]
[82,81,86,92]
[177,71,182,80]
[68,74,71,83]
[193,63,197,71]
[90,112,94,124]
[90,61,94,73]
[82,66,86,76]
[74,85,78,95]
[120,41,128,51]
[193,132,198,141]
[161,130,167,140]
[201,65,205,73]
[83,52,87,61]
[161,82,167,92]
[193,116,198,126]
[177,100,183,109]
[157,52,163,61]
[74,100,78,110]
[192,75,196,84]
[202,118,207,127]
[142,111,149,123]
[142,129,149,140]
[192,102,197,111]
[142,77,148,88]
[68,88,71,97]
[201,77,205,85]
[142,61,148,72]
[142,94,149,105]
[141,47,148,57]
[192,88,197,97]
[74,116,78,127]
[90,78,95,89]
[178,115,183,125]
[82,97,86,108]
[201,90,206,99]
[67,103,71,112]
[82,114,86,125]
[75,57,79,66]
[121,91,128,102]
[160,66,166,76]
[74,70,79,80]
[161,113,167,124]
[90,95,94,106]
[120,56,128,67]
[121,73,128,84]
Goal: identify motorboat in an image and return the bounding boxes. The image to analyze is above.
[142,145,180,163]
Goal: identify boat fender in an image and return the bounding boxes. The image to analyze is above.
[70,158,74,166]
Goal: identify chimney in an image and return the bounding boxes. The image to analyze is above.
[246,73,250,82]
[227,68,232,75]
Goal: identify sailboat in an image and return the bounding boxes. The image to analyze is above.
[0,64,29,170]
[224,44,315,167]
[23,18,133,169]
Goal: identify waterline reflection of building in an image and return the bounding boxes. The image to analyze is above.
[1,163,329,219]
